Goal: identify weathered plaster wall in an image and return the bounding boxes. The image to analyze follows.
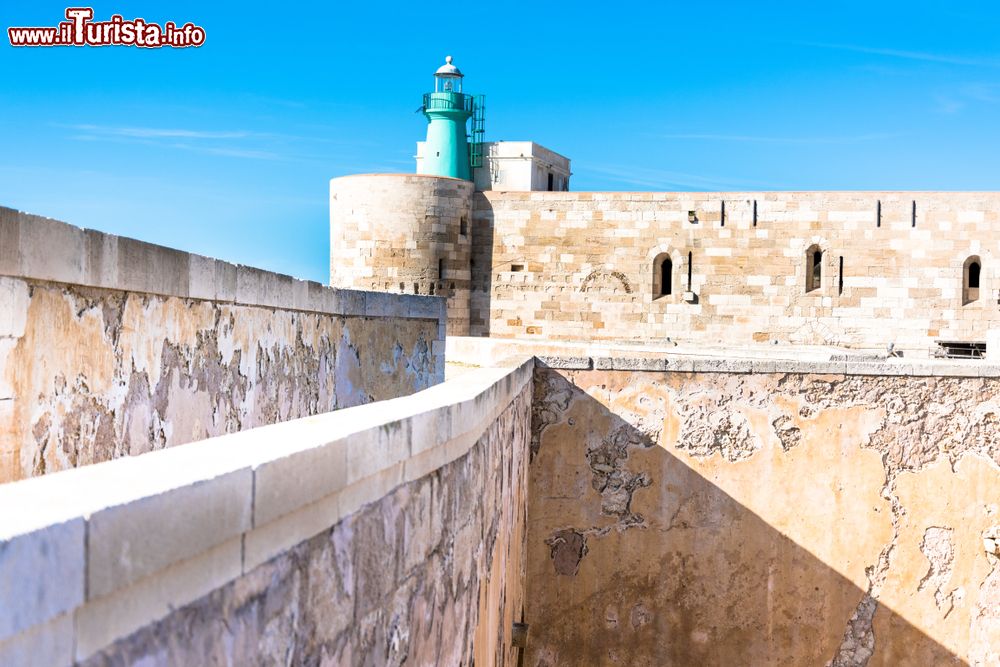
[0,207,445,484]
[527,361,1000,665]
[472,191,1000,354]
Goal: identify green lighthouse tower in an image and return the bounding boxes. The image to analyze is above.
[418,56,484,181]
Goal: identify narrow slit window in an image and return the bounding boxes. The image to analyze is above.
[806,246,823,292]
[876,200,882,228]
[687,251,693,290]
[964,256,981,304]
[838,256,844,295]
[438,258,445,280]
[547,173,554,191]
[460,216,468,236]
[911,201,916,228]
[654,254,672,297]
[720,201,725,227]
[752,200,757,227]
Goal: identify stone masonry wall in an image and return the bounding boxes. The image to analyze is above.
[0,359,532,666]
[472,192,1000,354]
[0,206,445,484]
[83,376,531,667]
[330,174,473,336]
[527,360,1000,665]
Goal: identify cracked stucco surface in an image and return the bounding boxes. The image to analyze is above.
[527,367,1000,666]
[917,527,958,613]
[0,277,438,483]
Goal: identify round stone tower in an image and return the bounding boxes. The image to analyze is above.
[329,173,473,336]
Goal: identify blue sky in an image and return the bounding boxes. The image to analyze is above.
[2,1,1000,282]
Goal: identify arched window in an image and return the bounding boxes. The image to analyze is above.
[653,253,672,298]
[806,245,823,293]
[964,256,982,304]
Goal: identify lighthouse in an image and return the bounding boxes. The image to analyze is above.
[417,56,484,181]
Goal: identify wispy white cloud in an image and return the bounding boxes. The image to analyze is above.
[577,164,788,191]
[655,132,900,144]
[961,82,1000,103]
[68,124,251,140]
[933,96,965,114]
[166,143,284,160]
[58,123,298,160]
[58,122,379,159]
[930,83,1000,114]
[800,41,1000,68]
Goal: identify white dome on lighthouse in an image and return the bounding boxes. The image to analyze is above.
[435,55,463,78]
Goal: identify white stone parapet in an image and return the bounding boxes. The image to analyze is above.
[0,205,445,321]
[0,356,534,665]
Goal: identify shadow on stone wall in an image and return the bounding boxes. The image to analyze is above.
[470,193,494,337]
[526,367,964,666]
[79,384,531,667]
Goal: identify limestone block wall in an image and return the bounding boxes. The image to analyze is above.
[472,191,1000,354]
[0,358,533,667]
[0,206,446,484]
[330,174,473,336]
[528,356,1000,665]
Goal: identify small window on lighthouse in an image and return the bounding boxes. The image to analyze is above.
[435,75,463,93]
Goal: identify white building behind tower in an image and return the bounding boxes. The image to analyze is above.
[415,140,571,192]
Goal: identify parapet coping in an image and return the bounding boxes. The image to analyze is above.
[535,355,999,378]
[329,172,472,183]
[0,355,534,664]
[479,190,1000,197]
[0,206,444,322]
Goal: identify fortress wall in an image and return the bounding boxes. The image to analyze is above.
[472,191,1000,353]
[330,174,473,336]
[0,206,445,484]
[0,358,533,667]
[528,357,1000,666]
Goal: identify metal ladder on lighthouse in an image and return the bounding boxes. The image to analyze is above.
[469,95,486,170]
